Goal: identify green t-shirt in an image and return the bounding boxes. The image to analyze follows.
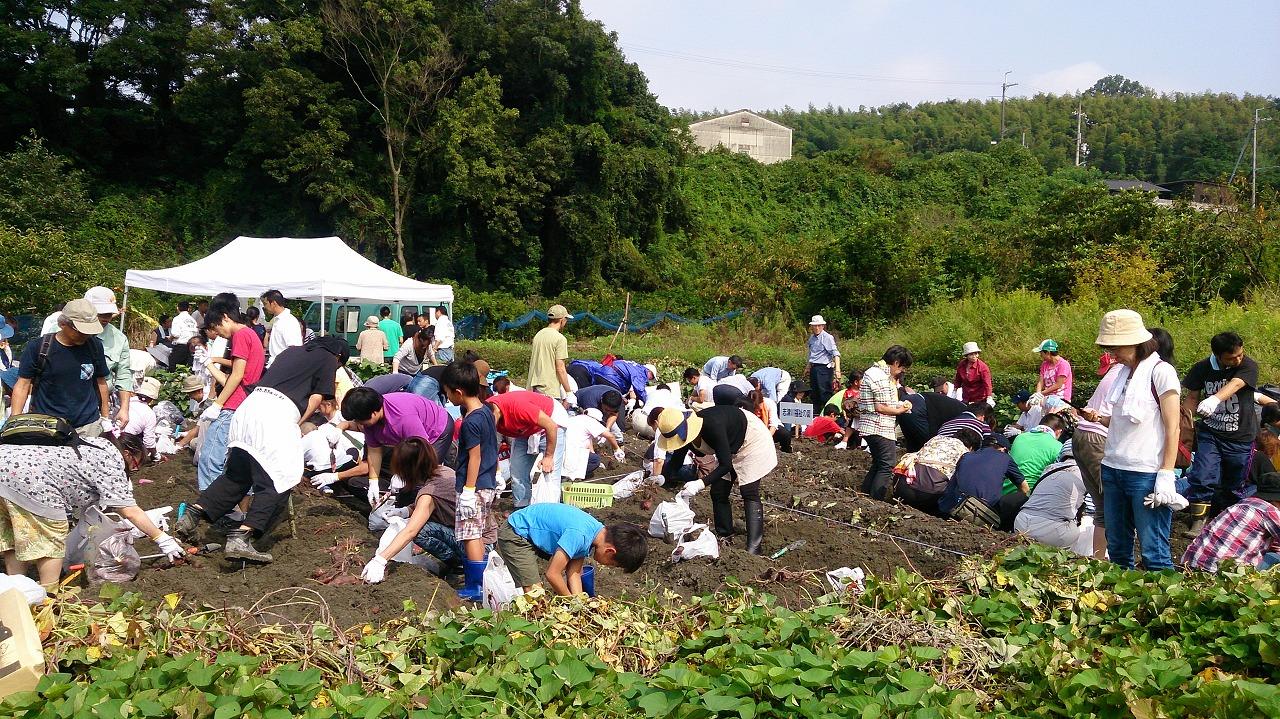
[1006,430,1063,494]
[378,318,403,358]
[528,326,568,397]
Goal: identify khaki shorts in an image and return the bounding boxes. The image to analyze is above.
[496,520,551,589]
[1074,429,1108,527]
[454,489,498,544]
[0,499,69,562]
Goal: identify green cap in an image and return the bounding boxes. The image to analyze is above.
[1035,339,1059,353]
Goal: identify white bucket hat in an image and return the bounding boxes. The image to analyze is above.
[808,315,827,326]
[1095,309,1152,347]
[962,341,981,355]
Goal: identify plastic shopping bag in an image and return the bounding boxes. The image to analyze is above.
[825,567,867,596]
[376,516,438,568]
[610,471,646,500]
[85,509,141,584]
[670,523,719,562]
[482,552,523,611]
[529,453,562,505]
[648,500,696,542]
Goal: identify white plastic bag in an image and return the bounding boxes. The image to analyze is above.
[825,567,867,595]
[375,516,438,568]
[670,523,719,562]
[610,471,646,500]
[648,500,696,542]
[0,575,46,605]
[529,453,561,505]
[482,551,523,611]
[124,506,172,540]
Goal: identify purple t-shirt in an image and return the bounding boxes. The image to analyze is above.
[363,392,450,448]
[1039,357,1074,403]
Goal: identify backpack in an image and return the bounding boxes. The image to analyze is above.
[1148,363,1194,469]
[0,413,84,455]
[948,496,1001,530]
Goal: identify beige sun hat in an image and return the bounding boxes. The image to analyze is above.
[135,377,162,401]
[365,315,379,328]
[1095,309,1153,346]
[962,341,981,355]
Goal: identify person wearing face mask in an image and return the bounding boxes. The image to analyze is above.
[1079,310,1185,571]
[1179,332,1277,537]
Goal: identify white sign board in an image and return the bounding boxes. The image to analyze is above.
[778,402,815,426]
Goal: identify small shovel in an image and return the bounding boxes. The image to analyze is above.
[139,543,221,562]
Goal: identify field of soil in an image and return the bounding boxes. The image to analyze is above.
[114,437,1015,627]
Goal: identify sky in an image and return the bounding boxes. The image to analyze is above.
[579,1,1280,112]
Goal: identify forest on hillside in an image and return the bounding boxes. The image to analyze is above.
[2,1,1278,325]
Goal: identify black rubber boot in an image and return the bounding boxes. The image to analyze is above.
[711,494,735,539]
[744,500,765,556]
[172,507,204,544]
[224,529,274,563]
[1181,503,1210,539]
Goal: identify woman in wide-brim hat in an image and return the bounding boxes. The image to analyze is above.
[1079,309,1184,571]
[656,405,777,555]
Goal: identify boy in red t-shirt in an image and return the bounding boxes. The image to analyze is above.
[804,406,845,443]
[197,300,265,490]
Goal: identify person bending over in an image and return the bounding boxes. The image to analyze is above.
[496,503,646,595]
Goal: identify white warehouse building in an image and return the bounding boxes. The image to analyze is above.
[688,110,792,164]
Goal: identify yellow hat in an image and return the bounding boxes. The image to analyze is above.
[656,408,703,453]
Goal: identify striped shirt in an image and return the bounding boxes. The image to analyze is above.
[807,331,840,365]
[856,362,898,440]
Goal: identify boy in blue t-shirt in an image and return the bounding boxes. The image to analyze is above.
[442,361,499,562]
[498,503,648,595]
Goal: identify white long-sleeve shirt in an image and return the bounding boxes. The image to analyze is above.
[267,308,303,366]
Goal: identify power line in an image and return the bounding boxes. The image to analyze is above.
[619,43,999,87]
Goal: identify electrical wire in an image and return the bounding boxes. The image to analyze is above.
[620,43,997,87]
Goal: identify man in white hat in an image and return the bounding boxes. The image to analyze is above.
[121,376,163,461]
[84,286,135,430]
[804,315,841,413]
[953,341,993,406]
[8,298,111,438]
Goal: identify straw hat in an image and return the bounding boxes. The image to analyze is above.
[180,374,205,394]
[1094,309,1152,347]
[656,408,703,452]
[365,315,379,328]
[135,377,162,401]
[962,341,981,355]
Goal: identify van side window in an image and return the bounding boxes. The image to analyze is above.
[345,307,361,332]
[400,305,418,325]
[334,305,347,334]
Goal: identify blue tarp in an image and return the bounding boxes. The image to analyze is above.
[494,308,744,333]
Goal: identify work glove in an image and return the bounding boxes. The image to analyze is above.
[986,396,996,408]
[457,487,480,521]
[154,532,187,562]
[677,479,705,502]
[200,403,223,422]
[1004,425,1023,438]
[366,481,381,508]
[1143,469,1188,510]
[1196,395,1222,417]
[310,472,339,490]
[1029,393,1045,407]
[99,416,117,435]
[613,448,626,463]
[361,555,387,584]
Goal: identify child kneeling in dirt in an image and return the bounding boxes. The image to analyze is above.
[497,504,647,596]
[361,437,461,583]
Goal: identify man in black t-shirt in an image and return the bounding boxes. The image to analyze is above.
[1181,332,1278,535]
[10,299,110,437]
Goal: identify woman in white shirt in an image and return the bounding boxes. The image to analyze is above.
[1080,310,1183,571]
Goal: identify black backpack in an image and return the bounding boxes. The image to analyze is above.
[0,413,85,455]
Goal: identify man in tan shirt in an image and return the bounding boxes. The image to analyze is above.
[528,305,573,401]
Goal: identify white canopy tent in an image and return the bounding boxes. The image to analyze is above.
[123,236,453,333]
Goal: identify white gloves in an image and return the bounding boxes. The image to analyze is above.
[986,396,996,408]
[99,416,116,434]
[833,442,848,450]
[200,403,223,422]
[1143,469,1188,510]
[677,479,705,502]
[366,481,381,507]
[311,472,339,489]
[1196,396,1222,417]
[154,532,186,562]
[361,555,387,584]
[457,487,480,520]
[1029,393,1045,407]
[613,448,626,463]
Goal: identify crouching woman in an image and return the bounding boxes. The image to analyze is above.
[0,433,187,585]
[361,438,462,583]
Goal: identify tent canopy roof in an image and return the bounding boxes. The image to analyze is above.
[124,236,453,305]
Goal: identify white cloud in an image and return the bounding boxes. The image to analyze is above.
[1030,61,1107,95]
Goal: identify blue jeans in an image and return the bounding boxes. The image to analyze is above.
[1260,552,1280,570]
[509,429,567,508]
[1101,465,1173,570]
[436,347,455,363]
[1184,429,1254,506]
[197,409,235,491]
[413,521,462,569]
[406,372,445,406]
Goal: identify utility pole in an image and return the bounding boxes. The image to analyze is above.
[1254,107,1273,209]
[1000,71,1018,139]
[1021,128,1027,148]
[1074,98,1085,166]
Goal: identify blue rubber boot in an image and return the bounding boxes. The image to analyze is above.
[581,565,596,597]
[457,559,487,602]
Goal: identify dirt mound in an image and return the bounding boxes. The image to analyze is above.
[116,440,1012,626]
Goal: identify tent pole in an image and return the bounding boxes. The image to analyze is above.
[119,287,129,330]
[320,293,326,336]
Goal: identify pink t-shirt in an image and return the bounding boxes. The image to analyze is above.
[1039,356,1074,403]
[224,326,266,411]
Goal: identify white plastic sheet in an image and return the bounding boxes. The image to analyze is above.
[670,523,719,562]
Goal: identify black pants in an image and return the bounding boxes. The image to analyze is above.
[170,344,193,371]
[198,447,289,535]
[895,483,943,516]
[709,474,761,538]
[997,491,1028,532]
[775,425,793,453]
[862,435,897,500]
[567,364,593,391]
[810,363,834,414]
